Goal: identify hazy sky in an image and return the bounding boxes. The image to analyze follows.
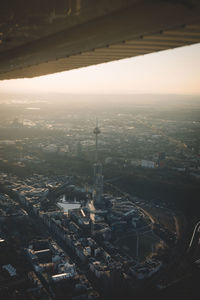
[0,43,200,95]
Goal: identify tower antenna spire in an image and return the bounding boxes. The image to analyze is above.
[93,118,100,162]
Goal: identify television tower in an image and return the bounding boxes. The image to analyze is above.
[93,119,103,207]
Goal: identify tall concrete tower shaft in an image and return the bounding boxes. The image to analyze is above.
[93,120,103,207]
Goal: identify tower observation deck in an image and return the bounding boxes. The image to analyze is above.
[93,120,103,207]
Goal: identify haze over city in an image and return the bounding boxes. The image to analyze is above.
[0,11,200,300]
